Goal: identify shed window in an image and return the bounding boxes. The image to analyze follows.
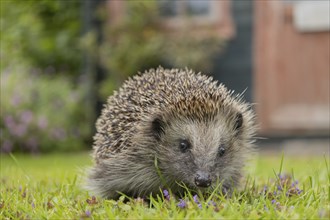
[158,0,211,17]
[187,0,211,16]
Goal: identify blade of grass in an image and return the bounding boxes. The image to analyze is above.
[278,152,284,176]
[324,154,330,183]
[9,153,30,181]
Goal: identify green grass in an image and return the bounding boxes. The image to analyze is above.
[0,152,329,219]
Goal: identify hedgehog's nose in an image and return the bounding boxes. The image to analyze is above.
[194,171,212,188]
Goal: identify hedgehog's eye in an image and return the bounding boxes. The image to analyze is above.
[218,145,226,157]
[234,112,243,131]
[179,139,191,153]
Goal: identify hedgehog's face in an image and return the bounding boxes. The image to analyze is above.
[151,111,250,192]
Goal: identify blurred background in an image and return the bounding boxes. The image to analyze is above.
[1,0,329,154]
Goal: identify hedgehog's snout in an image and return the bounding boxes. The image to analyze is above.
[194,171,212,188]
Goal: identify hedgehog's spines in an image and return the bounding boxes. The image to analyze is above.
[88,67,256,198]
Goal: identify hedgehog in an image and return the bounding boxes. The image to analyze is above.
[86,67,256,199]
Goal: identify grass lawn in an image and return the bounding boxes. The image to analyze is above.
[0,152,329,219]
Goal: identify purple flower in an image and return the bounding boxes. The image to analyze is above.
[85,210,91,217]
[15,124,27,137]
[271,199,276,204]
[11,94,21,106]
[20,111,33,124]
[5,115,27,137]
[177,199,187,208]
[31,202,35,208]
[262,185,268,194]
[193,195,202,209]
[291,180,299,187]
[163,189,169,197]
[193,195,199,204]
[277,185,282,191]
[163,189,170,200]
[38,116,48,129]
[4,115,15,129]
[1,140,13,153]
[208,200,217,207]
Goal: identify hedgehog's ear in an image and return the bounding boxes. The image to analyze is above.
[234,112,243,132]
[151,116,165,141]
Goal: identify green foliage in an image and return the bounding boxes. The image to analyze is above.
[1,153,329,219]
[0,0,81,74]
[0,67,90,153]
[98,0,223,98]
[0,0,92,153]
